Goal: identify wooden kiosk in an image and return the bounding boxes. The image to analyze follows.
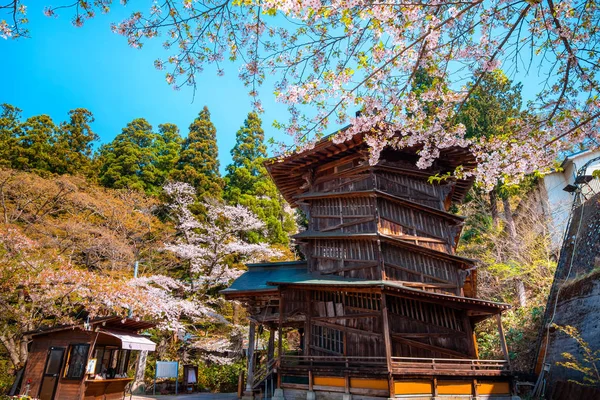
[22,317,156,400]
[223,131,515,399]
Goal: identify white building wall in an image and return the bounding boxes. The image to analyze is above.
[541,150,600,250]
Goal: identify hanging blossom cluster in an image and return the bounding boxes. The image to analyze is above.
[4,0,599,183]
[163,182,280,285]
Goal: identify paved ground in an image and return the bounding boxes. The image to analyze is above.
[133,393,237,400]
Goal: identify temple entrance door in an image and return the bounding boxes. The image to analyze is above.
[38,346,65,400]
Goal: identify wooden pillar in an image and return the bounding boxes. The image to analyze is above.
[462,314,477,358]
[277,290,284,389]
[267,328,275,362]
[381,292,395,398]
[496,314,511,369]
[245,321,256,393]
[305,290,311,356]
[278,291,284,358]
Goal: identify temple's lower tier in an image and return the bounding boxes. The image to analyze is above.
[255,373,515,400]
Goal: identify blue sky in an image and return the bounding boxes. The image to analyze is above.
[1,5,546,174]
[0,5,293,174]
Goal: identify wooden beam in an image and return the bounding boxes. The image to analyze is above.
[319,262,379,275]
[320,217,376,232]
[313,320,382,338]
[384,261,454,284]
[312,312,380,322]
[392,332,467,339]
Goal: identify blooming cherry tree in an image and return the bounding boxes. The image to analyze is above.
[0,225,213,370]
[3,1,600,184]
[163,181,280,285]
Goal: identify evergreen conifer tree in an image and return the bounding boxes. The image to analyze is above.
[155,123,182,184]
[54,108,99,176]
[225,112,296,245]
[172,106,223,199]
[98,118,162,193]
[13,114,57,173]
[0,104,22,168]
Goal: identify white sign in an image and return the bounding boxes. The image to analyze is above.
[156,361,179,378]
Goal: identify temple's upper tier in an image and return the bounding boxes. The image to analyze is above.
[265,131,476,210]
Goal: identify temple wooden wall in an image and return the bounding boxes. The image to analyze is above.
[280,288,474,360]
[305,239,466,294]
[308,195,461,254]
[308,157,453,212]
[387,294,473,359]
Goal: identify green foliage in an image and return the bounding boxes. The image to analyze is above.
[98,118,183,194]
[172,106,223,199]
[0,356,13,395]
[0,104,23,169]
[98,118,162,193]
[224,112,296,245]
[13,114,57,173]
[0,104,99,178]
[53,108,99,176]
[196,359,245,393]
[455,69,523,141]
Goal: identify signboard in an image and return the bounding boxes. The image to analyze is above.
[86,358,97,374]
[156,361,179,378]
[154,361,180,395]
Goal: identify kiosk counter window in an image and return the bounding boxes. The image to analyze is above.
[64,344,90,379]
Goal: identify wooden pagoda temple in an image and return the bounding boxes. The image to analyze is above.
[223,131,515,400]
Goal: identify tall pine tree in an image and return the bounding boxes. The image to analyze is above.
[225,112,296,245]
[172,106,223,199]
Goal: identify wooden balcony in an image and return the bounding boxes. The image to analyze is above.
[391,357,509,376]
[276,355,508,377]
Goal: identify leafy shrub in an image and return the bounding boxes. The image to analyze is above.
[196,360,245,393]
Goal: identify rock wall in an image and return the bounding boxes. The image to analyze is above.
[545,271,600,387]
[555,193,600,279]
[540,193,600,396]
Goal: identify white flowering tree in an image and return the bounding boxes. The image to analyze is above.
[163,181,280,286]
[0,226,212,370]
[163,181,280,364]
[3,1,600,185]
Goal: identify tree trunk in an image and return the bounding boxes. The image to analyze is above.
[490,190,500,227]
[0,334,28,370]
[516,280,527,307]
[502,196,516,240]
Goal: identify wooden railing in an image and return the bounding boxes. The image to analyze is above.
[273,355,507,375]
[391,356,508,374]
[252,358,278,389]
[280,355,387,369]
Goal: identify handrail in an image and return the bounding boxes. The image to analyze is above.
[390,356,507,363]
[390,357,508,371]
[276,355,507,372]
[252,358,278,389]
